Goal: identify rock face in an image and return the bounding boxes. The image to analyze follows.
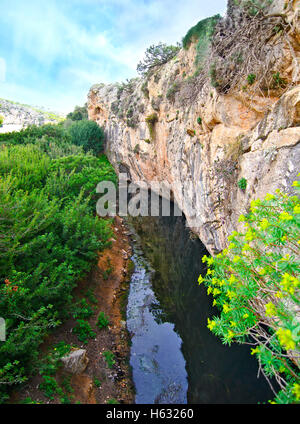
[88,0,300,254]
[61,349,89,374]
[0,99,63,133]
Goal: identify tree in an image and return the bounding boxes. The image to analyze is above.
[68,120,105,155]
[137,42,181,77]
[66,104,88,121]
[0,115,4,127]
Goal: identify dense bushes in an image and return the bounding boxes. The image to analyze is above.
[68,120,105,155]
[182,15,221,50]
[200,181,300,404]
[0,120,105,157]
[66,104,88,121]
[0,123,116,402]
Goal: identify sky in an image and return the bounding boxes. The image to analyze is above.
[0,0,227,114]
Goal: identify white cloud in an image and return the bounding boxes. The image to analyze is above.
[0,0,227,112]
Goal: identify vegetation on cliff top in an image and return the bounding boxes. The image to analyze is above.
[182,15,221,50]
[201,181,300,404]
[137,42,181,77]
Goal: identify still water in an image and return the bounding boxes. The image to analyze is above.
[126,213,274,404]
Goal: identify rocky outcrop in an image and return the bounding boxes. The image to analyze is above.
[88,0,300,254]
[0,99,63,133]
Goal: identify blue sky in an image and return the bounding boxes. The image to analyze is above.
[0,0,227,114]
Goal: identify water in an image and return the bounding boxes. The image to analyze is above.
[127,237,188,404]
[126,213,274,404]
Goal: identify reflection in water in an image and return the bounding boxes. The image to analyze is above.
[127,239,188,404]
[128,212,274,404]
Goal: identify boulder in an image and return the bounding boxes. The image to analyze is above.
[61,349,89,374]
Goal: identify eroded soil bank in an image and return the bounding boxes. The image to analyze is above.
[11,216,135,404]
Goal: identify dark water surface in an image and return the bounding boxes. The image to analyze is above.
[126,213,274,404]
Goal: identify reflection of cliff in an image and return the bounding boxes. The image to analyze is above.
[88,1,300,254]
[131,214,274,404]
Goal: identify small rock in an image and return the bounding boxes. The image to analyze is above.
[61,349,89,374]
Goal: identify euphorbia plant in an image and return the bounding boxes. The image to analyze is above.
[200,176,300,404]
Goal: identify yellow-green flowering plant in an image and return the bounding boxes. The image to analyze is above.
[200,177,300,404]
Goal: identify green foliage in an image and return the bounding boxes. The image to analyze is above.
[38,342,72,377]
[47,154,117,207]
[272,72,287,89]
[39,375,64,400]
[103,350,115,369]
[107,398,119,404]
[66,104,88,121]
[84,289,98,305]
[0,123,71,146]
[137,42,181,77]
[200,179,300,404]
[238,178,247,190]
[94,377,101,388]
[247,73,256,85]
[0,116,4,126]
[197,117,202,125]
[73,320,96,344]
[72,299,95,320]
[145,114,158,140]
[0,123,116,402]
[68,120,105,156]
[182,15,221,51]
[96,312,110,330]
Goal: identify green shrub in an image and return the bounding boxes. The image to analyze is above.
[39,375,63,400]
[0,144,50,190]
[68,120,105,155]
[72,299,95,320]
[200,179,300,404]
[66,104,88,121]
[0,125,116,402]
[0,123,71,146]
[272,72,287,88]
[96,312,110,329]
[145,114,158,140]
[182,15,221,50]
[238,178,247,190]
[197,117,202,125]
[93,378,101,388]
[247,73,256,85]
[73,320,96,344]
[103,351,115,369]
[107,398,119,404]
[0,115,4,127]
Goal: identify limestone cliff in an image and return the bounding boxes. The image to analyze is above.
[88,0,300,254]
